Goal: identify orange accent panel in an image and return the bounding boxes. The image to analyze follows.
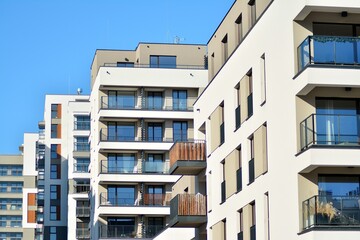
[56,144,61,157]
[57,124,62,138]
[57,104,62,118]
[28,193,36,206]
[27,210,36,223]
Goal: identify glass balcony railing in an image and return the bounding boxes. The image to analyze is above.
[298,35,360,72]
[73,163,89,173]
[142,161,169,174]
[73,184,90,194]
[100,160,139,174]
[74,121,90,130]
[103,62,206,70]
[303,195,360,229]
[300,114,360,150]
[74,143,90,152]
[99,225,136,238]
[76,207,90,217]
[76,228,90,239]
[99,193,135,206]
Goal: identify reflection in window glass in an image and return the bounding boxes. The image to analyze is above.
[150,55,176,68]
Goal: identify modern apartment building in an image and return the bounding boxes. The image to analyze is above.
[35,95,90,240]
[191,0,360,240]
[88,43,208,239]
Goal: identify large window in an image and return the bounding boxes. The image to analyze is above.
[173,121,188,142]
[74,158,90,172]
[172,90,187,110]
[0,182,22,193]
[51,144,60,159]
[75,137,90,151]
[75,115,90,130]
[50,205,60,221]
[107,186,135,206]
[144,153,164,173]
[108,122,135,141]
[146,92,163,110]
[51,104,61,119]
[106,217,135,238]
[50,185,60,200]
[150,55,176,68]
[147,123,163,142]
[319,175,360,196]
[0,165,22,176]
[0,216,22,228]
[0,199,22,210]
[146,186,164,205]
[146,217,164,237]
[108,91,135,109]
[107,153,136,173]
[50,164,61,179]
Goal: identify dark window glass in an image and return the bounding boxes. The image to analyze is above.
[108,186,135,206]
[108,154,136,173]
[173,90,187,110]
[147,92,163,110]
[108,91,135,109]
[147,123,163,142]
[319,175,360,196]
[173,121,188,142]
[117,62,134,67]
[108,122,135,141]
[150,55,176,68]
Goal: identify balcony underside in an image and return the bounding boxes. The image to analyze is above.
[169,160,206,175]
[168,215,207,228]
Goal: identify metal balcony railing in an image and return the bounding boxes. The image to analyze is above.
[73,184,90,194]
[99,224,137,238]
[298,35,360,72]
[303,195,360,229]
[103,62,206,70]
[300,114,360,150]
[74,142,90,152]
[76,228,90,239]
[74,163,89,173]
[74,121,90,130]
[76,207,90,217]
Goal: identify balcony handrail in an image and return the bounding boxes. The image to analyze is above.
[99,192,170,206]
[100,159,139,174]
[171,193,206,218]
[74,142,90,152]
[297,35,360,72]
[102,62,206,70]
[300,113,360,150]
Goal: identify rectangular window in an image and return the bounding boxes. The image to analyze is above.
[239,70,253,123]
[144,153,164,173]
[74,179,90,193]
[235,83,241,130]
[51,124,57,138]
[107,153,136,173]
[220,103,225,145]
[260,54,266,104]
[117,62,134,67]
[251,202,256,239]
[51,104,61,119]
[173,121,188,142]
[108,91,136,109]
[75,137,90,152]
[107,217,135,237]
[210,103,225,152]
[253,123,268,178]
[221,161,226,203]
[147,123,163,142]
[50,226,57,240]
[249,136,255,184]
[145,185,164,205]
[0,165,22,176]
[146,92,163,110]
[222,34,228,63]
[264,192,270,240]
[235,14,243,45]
[74,158,90,172]
[107,186,135,206]
[237,147,242,192]
[50,205,60,221]
[75,115,90,130]
[173,90,188,110]
[50,164,61,179]
[51,144,61,159]
[50,185,60,200]
[150,55,176,68]
[107,122,135,141]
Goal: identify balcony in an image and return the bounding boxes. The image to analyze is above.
[303,195,360,230]
[99,224,157,239]
[74,163,89,173]
[74,142,90,152]
[100,96,195,111]
[99,193,170,207]
[75,121,90,130]
[169,141,206,175]
[100,160,169,174]
[298,35,360,72]
[73,184,90,194]
[169,193,207,227]
[103,62,206,70]
[300,114,360,150]
[76,228,90,239]
[76,207,90,218]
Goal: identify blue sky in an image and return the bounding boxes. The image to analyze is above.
[0,0,234,154]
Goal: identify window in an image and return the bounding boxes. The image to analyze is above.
[50,164,61,179]
[144,153,164,173]
[173,121,188,142]
[146,92,163,110]
[50,185,60,200]
[210,103,225,152]
[237,147,242,192]
[252,123,268,180]
[107,122,135,141]
[75,137,90,151]
[107,153,136,173]
[147,217,164,237]
[172,90,188,110]
[221,161,226,203]
[147,123,163,142]
[51,144,61,159]
[75,115,90,130]
[117,62,134,67]
[74,179,90,193]
[238,209,244,238]
[220,104,225,145]
[107,186,135,206]
[146,186,164,205]
[248,0,256,27]
[50,205,60,221]
[74,158,90,172]
[222,34,228,63]
[150,55,176,68]
[51,124,61,138]
[239,70,253,124]
[260,54,266,104]
[318,175,360,196]
[235,14,243,45]
[108,91,135,109]
[0,165,22,176]
[50,226,57,240]
[51,104,61,119]
[235,83,241,130]
[107,217,135,238]
[250,202,256,240]
[264,193,270,240]
[249,136,255,184]
[0,199,21,210]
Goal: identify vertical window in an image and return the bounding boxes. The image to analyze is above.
[220,103,225,145]
[264,192,270,240]
[108,91,135,109]
[107,122,135,141]
[253,123,268,179]
[235,14,243,45]
[51,144,60,159]
[260,54,266,105]
[248,0,256,27]
[238,209,244,238]
[147,92,163,110]
[235,83,241,130]
[50,227,57,240]
[237,147,242,192]
[250,202,256,240]
[249,136,255,184]
[147,123,163,142]
[210,103,225,152]
[146,186,164,205]
[173,90,188,110]
[51,124,57,138]
[107,186,135,206]
[50,164,61,179]
[150,55,176,68]
[50,205,60,221]
[222,34,228,63]
[51,104,60,119]
[239,70,253,124]
[221,161,226,203]
[173,121,188,142]
[223,219,227,240]
[210,53,215,79]
[50,185,60,200]
[247,71,253,117]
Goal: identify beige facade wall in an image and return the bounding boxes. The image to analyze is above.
[254,124,267,178]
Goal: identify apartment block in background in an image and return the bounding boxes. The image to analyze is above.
[37,95,90,240]
[194,0,360,240]
[89,43,208,240]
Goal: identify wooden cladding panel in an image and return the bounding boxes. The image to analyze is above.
[57,124,62,138]
[57,104,62,118]
[27,210,36,223]
[170,142,206,167]
[177,194,206,216]
[28,193,36,206]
